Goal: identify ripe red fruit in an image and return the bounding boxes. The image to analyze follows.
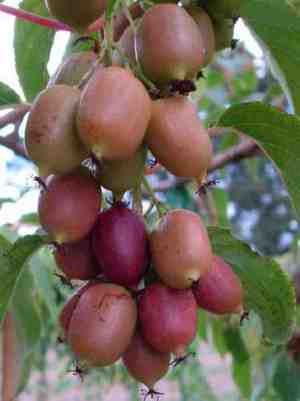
[123,331,170,393]
[38,173,100,244]
[150,209,212,289]
[68,283,137,366]
[92,202,149,288]
[139,282,197,355]
[192,255,243,314]
[54,235,100,280]
[77,66,151,161]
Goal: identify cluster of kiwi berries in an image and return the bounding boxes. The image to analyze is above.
[25,0,243,397]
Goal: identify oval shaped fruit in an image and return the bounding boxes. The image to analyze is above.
[193,255,243,314]
[77,66,151,161]
[150,209,212,289]
[45,0,106,32]
[38,173,100,244]
[25,85,88,177]
[54,234,100,280]
[48,51,97,87]
[186,6,216,66]
[139,282,197,354]
[96,146,146,196]
[146,96,213,180]
[68,283,137,366]
[123,331,170,390]
[92,202,148,288]
[136,4,205,85]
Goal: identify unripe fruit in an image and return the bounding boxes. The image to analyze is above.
[25,85,88,177]
[123,331,170,390]
[92,202,149,288]
[38,173,100,244]
[214,19,234,51]
[136,4,205,85]
[150,209,212,289]
[48,51,97,87]
[186,6,216,66]
[193,255,243,314]
[54,235,100,280]
[205,0,242,20]
[77,66,151,161]
[96,146,146,196]
[68,283,137,366]
[139,282,197,355]
[45,0,106,32]
[146,96,213,181]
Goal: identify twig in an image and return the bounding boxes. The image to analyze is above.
[0,104,31,129]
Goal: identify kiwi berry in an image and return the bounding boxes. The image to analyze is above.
[68,283,137,366]
[146,96,213,182]
[136,4,205,85]
[38,172,100,244]
[25,85,88,177]
[193,255,244,314]
[150,209,212,289]
[77,66,151,161]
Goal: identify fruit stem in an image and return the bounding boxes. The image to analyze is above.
[0,3,72,31]
[142,177,167,218]
[132,186,143,215]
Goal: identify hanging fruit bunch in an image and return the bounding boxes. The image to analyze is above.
[25,0,244,397]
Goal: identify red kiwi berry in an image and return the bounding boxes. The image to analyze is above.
[186,6,216,66]
[25,85,88,177]
[150,209,212,289]
[45,0,106,32]
[68,283,137,366]
[48,51,98,87]
[92,202,149,288]
[146,96,213,182]
[77,66,151,161]
[123,331,170,399]
[136,4,205,85]
[96,146,146,197]
[193,255,244,315]
[54,234,100,280]
[38,172,100,244]
[139,282,198,357]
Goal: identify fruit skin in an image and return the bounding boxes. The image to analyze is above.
[68,283,137,366]
[96,146,146,196]
[150,209,212,289]
[139,282,197,354]
[146,96,213,180]
[45,0,106,32]
[48,51,97,87]
[136,4,205,85]
[186,6,216,66]
[54,234,100,280]
[38,173,100,244]
[123,331,170,389]
[92,202,149,288]
[25,85,88,177]
[77,66,151,161]
[193,255,243,314]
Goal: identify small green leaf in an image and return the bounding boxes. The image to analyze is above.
[241,0,300,115]
[211,318,228,356]
[219,102,300,219]
[106,0,121,20]
[273,354,300,401]
[208,227,296,344]
[0,82,21,106]
[0,234,45,325]
[14,0,55,100]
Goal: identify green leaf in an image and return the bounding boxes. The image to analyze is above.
[240,0,300,114]
[273,354,300,401]
[14,0,55,101]
[12,270,42,395]
[20,212,39,225]
[218,102,300,219]
[0,82,21,106]
[211,317,228,356]
[0,234,45,325]
[208,227,296,344]
[224,327,252,398]
[106,0,121,20]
